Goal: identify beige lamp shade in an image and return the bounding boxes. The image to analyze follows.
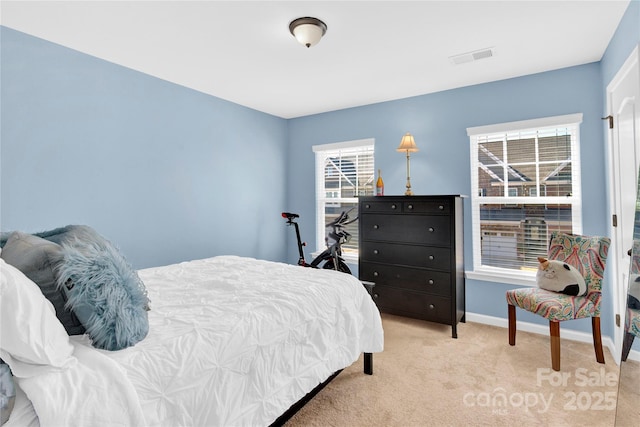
[397,133,419,152]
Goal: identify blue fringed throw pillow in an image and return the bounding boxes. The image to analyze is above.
[53,227,150,351]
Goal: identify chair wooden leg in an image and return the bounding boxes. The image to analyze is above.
[622,332,635,362]
[591,317,605,364]
[508,304,516,345]
[550,321,560,371]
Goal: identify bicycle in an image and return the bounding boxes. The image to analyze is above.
[281,208,357,274]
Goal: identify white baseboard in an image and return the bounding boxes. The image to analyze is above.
[627,348,640,362]
[464,312,626,363]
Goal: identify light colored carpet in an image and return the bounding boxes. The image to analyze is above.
[286,313,625,427]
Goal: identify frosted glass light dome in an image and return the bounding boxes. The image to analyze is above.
[289,17,327,48]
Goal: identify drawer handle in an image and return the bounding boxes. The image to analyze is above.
[439,205,444,210]
[428,304,435,310]
[374,293,379,299]
[407,204,413,210]
[391,204,397,210]
[365,204,371,209]
[373,271,379,277]
[428,255,434,260]
[428,227,435,232]
[373,224,379,229]
[428,279,434,285]
[373,249,379,255]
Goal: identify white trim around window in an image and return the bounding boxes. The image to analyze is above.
[313,138,375,260]
[466,114,583,283]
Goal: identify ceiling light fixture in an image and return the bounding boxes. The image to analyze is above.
[289,17,327,48]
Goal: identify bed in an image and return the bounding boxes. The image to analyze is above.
[0,227,384,427]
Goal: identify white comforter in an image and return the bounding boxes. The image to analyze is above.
[9,256,384,426]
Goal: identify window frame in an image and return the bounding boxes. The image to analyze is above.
[312,138,375,263]
[466,113,583,285]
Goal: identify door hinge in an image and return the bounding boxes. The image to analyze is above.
[613,214,618,227]
[616,314,621,327]
[602,115,614,129]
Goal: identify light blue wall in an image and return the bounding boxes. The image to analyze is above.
[601,0,640,85]
[0,27,289,268]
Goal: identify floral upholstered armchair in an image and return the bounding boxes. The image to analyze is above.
[506,232,610,371]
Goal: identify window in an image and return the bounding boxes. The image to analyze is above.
[466,114,583,283]
[312,139,375,261]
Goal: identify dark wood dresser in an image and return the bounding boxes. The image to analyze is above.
[358,195,465,338]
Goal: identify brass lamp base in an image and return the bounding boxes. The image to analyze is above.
[404,178,413,196]
[404,152,414,196]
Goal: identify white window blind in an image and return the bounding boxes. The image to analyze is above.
[467,114,583,277]
[313,139,375,258]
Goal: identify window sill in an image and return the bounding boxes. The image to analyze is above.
[465,268,536,287]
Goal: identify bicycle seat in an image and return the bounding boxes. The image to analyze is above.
[281,212,299,220]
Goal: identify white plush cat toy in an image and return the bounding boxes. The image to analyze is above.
[536,256,587,296]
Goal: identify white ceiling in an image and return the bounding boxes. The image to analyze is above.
[0,0,631,119]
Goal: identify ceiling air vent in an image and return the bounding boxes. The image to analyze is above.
[449,47,495,65]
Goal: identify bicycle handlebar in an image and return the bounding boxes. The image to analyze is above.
[326,207,356,228]
[282,209,357,228]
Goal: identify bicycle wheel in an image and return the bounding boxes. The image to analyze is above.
[322,259,351,274]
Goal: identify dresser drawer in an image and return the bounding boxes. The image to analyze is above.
[360,262,451,296]
[360,214,451,246]
[360,200,404,213]
[360,242,451,271]
[404,199,450,214]
[371,285,452,322]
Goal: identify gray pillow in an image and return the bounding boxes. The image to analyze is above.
[0,232,86,336]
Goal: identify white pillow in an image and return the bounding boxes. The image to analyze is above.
[0,258,76,378]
